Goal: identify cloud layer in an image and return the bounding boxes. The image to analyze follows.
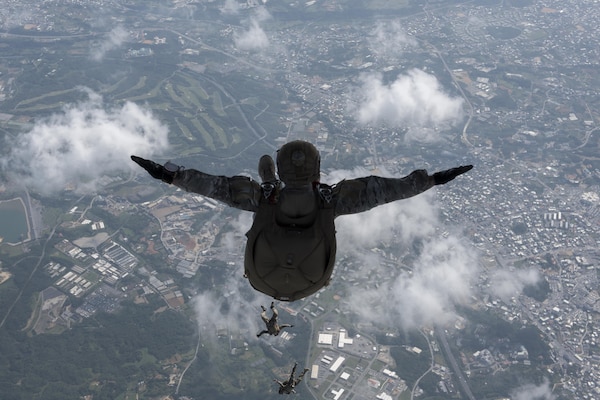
[328,167,478,331]
[220,0,241,15]
[340,218,477,330]
[368,20,417,61]
[350,69,464,142]
[2,89,169,195]
[90,26,129,61]
[193,279,256,336]
[329,169,439,248]
[510,378,555,400]
[233,8,272,51]
[192,273,289,343]
[489,267,541,303]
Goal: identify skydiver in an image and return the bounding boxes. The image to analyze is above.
[274,362,309,395]
[131,140,472,301]
[257,301,294,338]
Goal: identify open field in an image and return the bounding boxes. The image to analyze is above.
[3,49,286,163]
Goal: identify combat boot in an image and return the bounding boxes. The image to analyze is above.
[259,155,277,183]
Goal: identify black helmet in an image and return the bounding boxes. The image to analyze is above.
[276,140,320,187]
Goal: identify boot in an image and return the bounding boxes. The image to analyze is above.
[258,155,277,183]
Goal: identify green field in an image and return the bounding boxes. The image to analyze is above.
[2,44,287,163]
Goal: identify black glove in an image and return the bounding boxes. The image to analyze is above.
[131,155,181,184]
[432,165,473,185]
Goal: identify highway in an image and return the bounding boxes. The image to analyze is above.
[435,327,477,400]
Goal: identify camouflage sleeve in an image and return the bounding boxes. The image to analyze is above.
[172,168,261,212]
[332,169,434,217]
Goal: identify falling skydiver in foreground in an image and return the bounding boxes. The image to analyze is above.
[132,140,472,301]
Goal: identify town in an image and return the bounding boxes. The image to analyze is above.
[0,0,599,399]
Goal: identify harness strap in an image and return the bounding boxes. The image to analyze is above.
[317,183,333,206]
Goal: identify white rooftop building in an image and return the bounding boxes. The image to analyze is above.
[330,356,345,372]
[318,333,334,345]
[338,328,354,348]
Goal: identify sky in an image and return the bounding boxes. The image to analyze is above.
[1,88,169,195]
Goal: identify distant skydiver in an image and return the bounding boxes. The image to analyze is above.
[131,140,472,301]
[274,362,309,395]
[257,301,294,338]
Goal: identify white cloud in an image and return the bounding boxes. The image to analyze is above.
[220,0,241,15]
[233,8,272,51]
[192,208,296,341]
[191,164,476,334]
[252,6,272,23]
[2,88,169,195]
[192,281,253,336]
[90,26,129,61]
[328,167,478,331]
[234,19,269,51]
[326,167,439,247]
[192,274,290,342]
[218,212,253,254]
[510,378,556,400]
[342,226,477,331]
[334,186,438,248]
[349,70,464,142]
[489,267,541,303]
[368,20,417,60]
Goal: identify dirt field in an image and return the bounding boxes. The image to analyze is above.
[0,271,12,285]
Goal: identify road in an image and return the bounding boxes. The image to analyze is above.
[22,189,44,241]
[427,43,475,148]
[411,330,434,400]
[175,332,203,394]
[0,224,58,330]
[435,327,477,400]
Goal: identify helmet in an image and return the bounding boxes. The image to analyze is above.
[276,141,320,187]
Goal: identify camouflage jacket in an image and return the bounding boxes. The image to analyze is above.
[172,169,434,217]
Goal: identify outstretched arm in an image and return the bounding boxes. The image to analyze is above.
[279,324,294,331]
[131,156,261,212]
[332,166,472,217]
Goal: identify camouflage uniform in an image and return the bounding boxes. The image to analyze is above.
[131,141,471,301]
[257,302,293,337]
[275,362,309,395]
[170,158,434,217]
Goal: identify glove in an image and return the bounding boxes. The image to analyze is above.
[432,165,473,185]
[131,155,181,184]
